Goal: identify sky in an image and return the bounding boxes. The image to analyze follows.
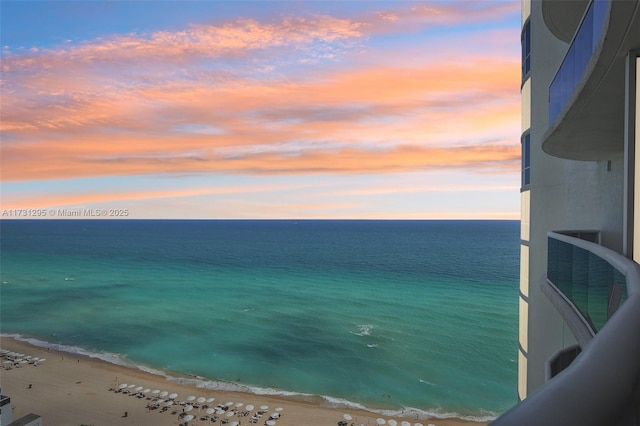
[1,1,521,219]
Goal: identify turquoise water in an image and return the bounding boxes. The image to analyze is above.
[0,220,519,420]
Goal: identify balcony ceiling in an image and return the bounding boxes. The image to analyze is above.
[542,2,640,161]
[542,0,590,43]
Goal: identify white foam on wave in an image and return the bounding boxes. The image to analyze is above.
[353,324,374,336]
[366,343,379,348]
[1,333,168,378]
[1,333,498,423]
[419,379,437,387]
[319,396,497,423]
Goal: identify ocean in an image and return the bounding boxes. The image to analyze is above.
[0,219,519,421]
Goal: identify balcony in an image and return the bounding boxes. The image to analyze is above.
[548,0,608,126]
[491,232,640,426]
[541,0,640,161]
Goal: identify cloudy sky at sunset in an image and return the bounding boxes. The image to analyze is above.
[1,1,521,219]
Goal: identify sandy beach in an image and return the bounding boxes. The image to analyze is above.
[0,337,490,426]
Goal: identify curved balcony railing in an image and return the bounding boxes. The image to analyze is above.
[547,232,627,333]
[548,0,609,124]
[491,232,640,426]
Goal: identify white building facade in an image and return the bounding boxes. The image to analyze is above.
[495,1,640,424]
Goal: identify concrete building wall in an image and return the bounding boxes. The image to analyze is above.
[523,0,627,396]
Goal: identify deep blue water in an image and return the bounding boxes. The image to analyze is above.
[0,219,519,420]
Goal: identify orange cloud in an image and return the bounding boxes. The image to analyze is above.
[1,4,520,185]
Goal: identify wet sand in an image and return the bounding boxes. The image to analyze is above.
[0,337,490,426]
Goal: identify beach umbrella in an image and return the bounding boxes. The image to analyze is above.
[169,393,178,399]
[187,395,196,402]
[225,401,234,407]
[245,404,254,411]
[235,402,244,408]
[216,409,225,415]
[160,391,169,398]
[184,405,194,412]
[206,408,216,415]
[118,384,128,389]
[376,419,386,425]
[260,405,269,410]
[135,386,144,392]
[38,358,46,362]
[143,388,151,394]
[152,389,160,394]
[231,422,240,426]
[401,422,411,426]
[184,414,194,422]
[206,397,215,403]
[127,384,136,389]
[157,399,165,404]
[165,401,174,407]
[275,407,283,412]
[271,413,280,419]
[197,396,206,404]
[226,411,235,418]
[266,421,276,426]
[344,414,353,421]
[415,423,424,426]
[388,421,397,426]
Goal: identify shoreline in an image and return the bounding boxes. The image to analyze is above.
[0,336,491,426]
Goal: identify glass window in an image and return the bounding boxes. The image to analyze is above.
[522,132,530,187]
[521,20,531,83]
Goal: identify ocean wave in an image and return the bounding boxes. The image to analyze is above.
[353,324,374,336]
[1,332,498,422]
[0,333,168,378]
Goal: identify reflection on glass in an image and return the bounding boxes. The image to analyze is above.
[547,235,627,332]
[549,0,609,124]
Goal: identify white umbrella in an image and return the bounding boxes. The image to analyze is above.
[169,393,178,399]
[38,358,46,362]
[275,407,283,412]
[197,396,206,404]
[231,422,240,426]
[152,389,160,394]
[260,405,269,410]
[216,409,225,415]
[401,422,411,426]
[226,411,235,418]
[135,386,144,392]
[344,414,353,421]
[2,361,12,364]
[184,414,194,422]
[160,391,169,398]
[118,383,128,389]
[157,399,165,404]
[266,421,276,426]
[376,419,386,425]
[245,404,254,411]
[184,405,194,412]
[143,388,151,394]
[235,402,244,408]
[187,396,196,402]
[206,408,216,415]
[206,397,216,403]
[415,423,425,426]
[165,401,174,407]
[127,384,136,389]
[388,421,397,426]
[225,401,234,407]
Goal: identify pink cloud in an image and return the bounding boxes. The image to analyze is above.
[1,3,520,184]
